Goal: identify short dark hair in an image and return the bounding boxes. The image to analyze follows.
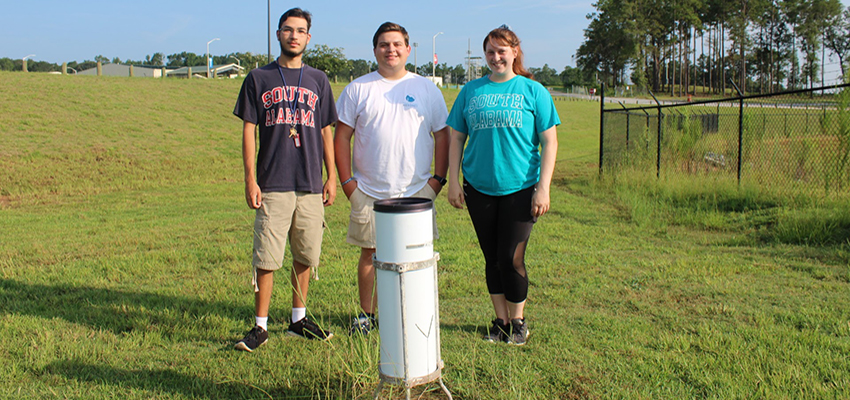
[278,8,312,32]
[372,22,409,48]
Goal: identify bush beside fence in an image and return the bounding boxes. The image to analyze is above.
[600,84,850,199]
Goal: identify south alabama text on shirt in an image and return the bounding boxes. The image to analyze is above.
[261,85,319,128]
[465,93,524,132]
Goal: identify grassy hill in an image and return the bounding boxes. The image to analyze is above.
[0,71,848,399]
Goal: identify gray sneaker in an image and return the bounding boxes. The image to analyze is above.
[287,317,333,341]
[235,325,268,352]
[349,313,377,335]
[485,318,509,343]
[508,318,529,346]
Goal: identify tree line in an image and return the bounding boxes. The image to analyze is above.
[1,46,591,88]
[0,52,270,74]
[576,0,850,96]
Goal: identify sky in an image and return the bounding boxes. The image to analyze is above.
[2,0,594,71]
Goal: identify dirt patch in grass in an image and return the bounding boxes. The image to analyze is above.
[560,375,595,400]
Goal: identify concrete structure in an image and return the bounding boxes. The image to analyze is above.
[77,63,244,78]
[168,63,244,78]
[425,76,443,87]
[79,63,164,77]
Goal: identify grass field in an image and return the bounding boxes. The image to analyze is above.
[1,71,849,399]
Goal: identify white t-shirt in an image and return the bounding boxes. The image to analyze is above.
[337,71,448,199]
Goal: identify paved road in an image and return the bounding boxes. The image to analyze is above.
[549,90,686,107]
[549,89,839,110]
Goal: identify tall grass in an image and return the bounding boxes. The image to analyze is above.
[1,72,848,399]
[601,165,850,248]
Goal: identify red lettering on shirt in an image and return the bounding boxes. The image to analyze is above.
[272,87,283,105]
[307,92,318,109]
[297,87,309,104]
[262,92,274,109]
[284,107,294,124]
[300,110,314,127]
[261,86,320,110]
[276,108,287,125]
[265,109,275,127]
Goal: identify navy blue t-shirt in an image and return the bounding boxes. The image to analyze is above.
[234,62,337,193]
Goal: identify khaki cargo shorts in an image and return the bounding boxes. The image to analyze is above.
[253,191,325,271]
[346,184,439,249]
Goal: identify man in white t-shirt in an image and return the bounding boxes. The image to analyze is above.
[335,21,449,335]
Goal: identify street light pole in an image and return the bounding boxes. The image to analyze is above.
[22,54,35,73]
[267,0,272,63]
[413,42,418,74]
[432,32,443,81]
[207,38,220,78]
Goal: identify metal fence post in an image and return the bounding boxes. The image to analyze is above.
[731,81,744,185]
[599,83,605,177]
[642,109,651,151]
[648,89,662,179]
[657,111,662,179]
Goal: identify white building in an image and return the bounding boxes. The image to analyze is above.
[78,63,164,77]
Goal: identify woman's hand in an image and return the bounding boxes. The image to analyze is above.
[531,185,550,217]
[448,181,465,209]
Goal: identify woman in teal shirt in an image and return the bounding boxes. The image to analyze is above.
[446,25,559,346]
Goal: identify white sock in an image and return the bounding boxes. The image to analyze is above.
[291,308,306,323]
[255,316,268,331]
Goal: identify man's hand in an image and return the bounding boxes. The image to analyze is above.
[245,182,262,209]
[427,177,443,195]
[323,180,336,206]
[342,179,357,199]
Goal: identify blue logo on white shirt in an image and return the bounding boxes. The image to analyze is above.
[406,95,415,102]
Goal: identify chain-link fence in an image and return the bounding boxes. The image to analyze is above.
[600,83,850,197]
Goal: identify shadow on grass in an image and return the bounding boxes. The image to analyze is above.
[45,359,318,399]
[0,279,248,341]
[49,358,422,400]
[439,323,486,338]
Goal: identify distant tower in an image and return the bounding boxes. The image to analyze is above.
[465,38,482,83]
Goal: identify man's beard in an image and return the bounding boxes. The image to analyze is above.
[280,45,303,59]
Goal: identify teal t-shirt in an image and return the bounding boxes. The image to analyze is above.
[446,75,560,196]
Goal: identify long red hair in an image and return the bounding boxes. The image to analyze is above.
[483,25,533,79]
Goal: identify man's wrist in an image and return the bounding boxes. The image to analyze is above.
[341,176,357,186]
[431,174,447,186]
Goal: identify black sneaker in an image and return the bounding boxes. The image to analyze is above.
[485,318,509,343]
[287,317,333,341]
[234,325,268,352]
[508,318,529,346]
[349,313,377,335]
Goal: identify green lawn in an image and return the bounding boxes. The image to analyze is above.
[1,72,848,399]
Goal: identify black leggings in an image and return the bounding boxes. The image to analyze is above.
[464,181,537,303]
